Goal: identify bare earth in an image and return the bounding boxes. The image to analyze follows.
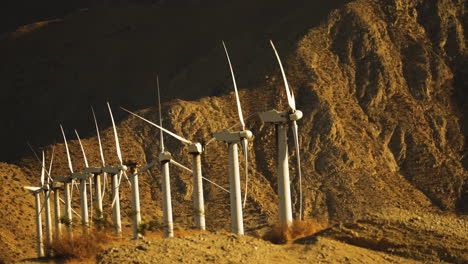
[95,208,467,264]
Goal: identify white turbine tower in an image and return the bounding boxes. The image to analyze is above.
[44,147,64,240]
[258,40,304,224]
[212,41,253,235]
[24,184,44,258]
[74,130,94,228]
[23,150,54,258]
[121,77,221,232]
[121,108,211,231]
[58,125,75,231]
[127,160,142,239]
[60,125,92,230]
[103,102,130,235]
[86,107,106,221]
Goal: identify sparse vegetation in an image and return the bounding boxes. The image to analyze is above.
[137,219,162,235]
[47,228,116,261]
[59,216,71,226]
[93,209,113,230]
[263,219,327,244]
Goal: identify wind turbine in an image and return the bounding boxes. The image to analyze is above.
[103,102,130,235]
[45,147,64,239]
[126,160,141,239]
[55,125,76,232]
[258,40,304,224]
[121,77,208,232]
[29,143,63,239]
[59,125,92,230]
[122,108,235,234]
[212,41,253,235]
[85,107,105,221]
[74,130,95,228]
[23,150,53,258]
[24,184,44,258]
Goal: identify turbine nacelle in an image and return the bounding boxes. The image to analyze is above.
[24,186,42,193]
[102,165,127,175]
[159,151,172,162]
[258,109,303,124]
[51,182,63,190]
[71,172,93,180]
[84,167,103,174]
[54,176,72,183]
[213,129,253,143]
[188,143,203,154]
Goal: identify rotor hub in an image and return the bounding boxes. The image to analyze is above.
[289,110,303,121]
[240,130,253,140]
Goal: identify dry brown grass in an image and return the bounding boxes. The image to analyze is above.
[47,228,117,262]
[263,219,327,244]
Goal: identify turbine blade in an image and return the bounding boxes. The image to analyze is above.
[24,186,42,192]
[117,170,132,188]
[205,137,216,147]
[269,40,296,111]
[38,190,50,214]
[107,102,123,166]
[74,130,89,168]
[128,158,158,179]
[111,172,121,209]
[241,138,249,208]
[47,147,55,183]
[170,159,192,173]
[59,197,82,219]
[222,41,245,130]
[41,151,45,186]
[156,75,165,152]
[169,159,230,193]
[71,179,79,199]
[60,124,74,173]
[28,143,53,182]
[91,107,106,166]
[291,120,303,220]
[202,176,230,193]
[101,172,107,201]
[27,142,42,164]
[121,107,192,145]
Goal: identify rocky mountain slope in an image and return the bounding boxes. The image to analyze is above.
[0,0,467,263]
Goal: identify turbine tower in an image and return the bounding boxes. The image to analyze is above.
[212,41,253,235]
[121,77,220,232]
[24,185,44,258]
[85,107,106,221]
[23,150,54,258]
[60,125,92,230]
[103,102,130,235]
[58,125,75,231]
[258,40,304,224]
[127,160,142,239]
[122,108,210,231]
[74,130,94,229]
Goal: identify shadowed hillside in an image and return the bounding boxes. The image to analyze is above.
[0,0,345,162]
[0,0,467,263]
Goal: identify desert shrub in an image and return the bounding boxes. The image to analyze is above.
[137,219,161,235]
[263,219,327,244]
[92,209,113,230]
[47,228,115,261]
